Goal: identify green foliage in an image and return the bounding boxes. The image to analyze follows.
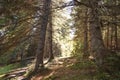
[72,41,83,57]
[94,53,120,80]
[0,48,19,64]
[94,71,120,80]
[0,53,12,64]
[70,60,96,70]
[94,71,111,80]
[102,53,120,79]
[0,18,6,24]
[0,63,22,75]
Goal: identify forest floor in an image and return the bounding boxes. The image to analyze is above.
[32,57,97,80]
[0,57,98,80]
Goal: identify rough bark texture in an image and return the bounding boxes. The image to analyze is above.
[48,6,54,61]
[34,0,51,72]
[106,26,109,49]
[44,3,54,61]
[83,9,89,59]
[88,0,106,66]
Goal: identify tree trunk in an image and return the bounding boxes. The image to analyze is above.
[48,5,54,61]
[106,26,110,49]
[83,9,89,59]
[114,24,118,50]
[44,2,54,61]
[34,0,51,72]
[110,24,114,50]
[88,0,106,66]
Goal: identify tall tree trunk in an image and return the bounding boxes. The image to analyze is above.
[114,0,118,51]
[106,25,110,49]
[114,24,118,50]
[48,10,54,61]
[43,0,54,61]
[112,0,118,50]
[110,24,114,50]
[83,9,89,59]
[88,0,106,66]
[34,0,51,72]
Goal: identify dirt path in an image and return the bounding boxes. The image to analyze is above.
[1,57,97,80]
[32,57,97,80]
[1,57,76,80]
[31,57,77,80]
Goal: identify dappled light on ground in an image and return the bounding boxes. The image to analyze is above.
[32,57,97,80]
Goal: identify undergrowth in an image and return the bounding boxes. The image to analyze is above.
[0,63,23,75]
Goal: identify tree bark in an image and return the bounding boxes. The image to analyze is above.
[114,23,118,50]
[34,0,51,72]
[106,25,110,49]
[44,2,54,61]
[83,9,89,59]
[48,4,54,61]
[88,0,106,66]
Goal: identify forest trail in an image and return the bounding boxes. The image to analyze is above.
[32,57,96,80]
[0,57,97,80]
[32,57,77,80]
